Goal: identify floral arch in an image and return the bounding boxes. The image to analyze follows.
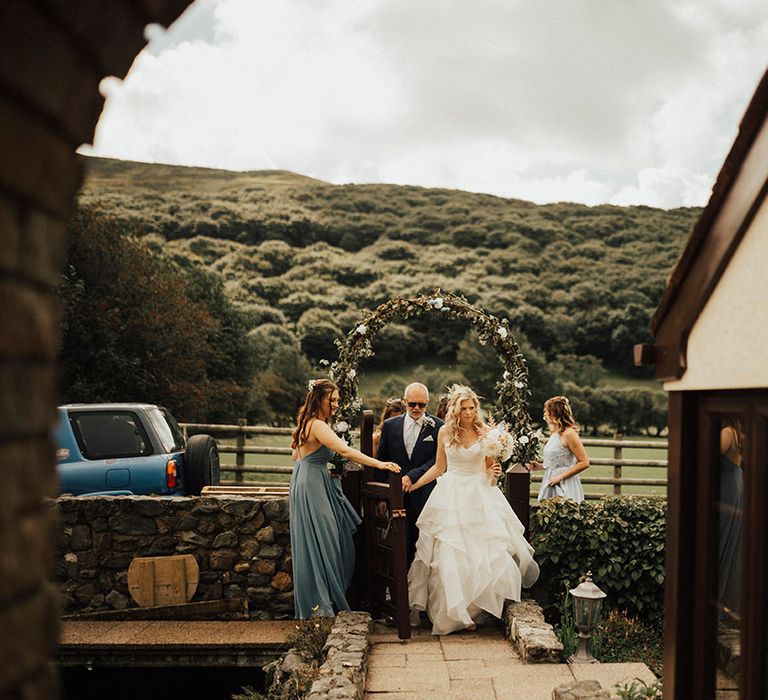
[326,290,541,465]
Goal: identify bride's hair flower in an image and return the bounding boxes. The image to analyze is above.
[307,379,317,392]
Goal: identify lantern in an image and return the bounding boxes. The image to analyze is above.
[568,572,607,664]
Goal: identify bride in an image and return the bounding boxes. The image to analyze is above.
[406,384,540,634]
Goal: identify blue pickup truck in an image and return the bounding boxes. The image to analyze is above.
[55,403,220,496]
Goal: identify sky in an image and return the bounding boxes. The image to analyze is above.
[82,0,768,208]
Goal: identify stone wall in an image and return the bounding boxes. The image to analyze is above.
[57,495,294,619]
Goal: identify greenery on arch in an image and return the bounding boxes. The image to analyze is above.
[326,290,541,464]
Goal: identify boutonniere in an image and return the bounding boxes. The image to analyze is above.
[421,416,436,431]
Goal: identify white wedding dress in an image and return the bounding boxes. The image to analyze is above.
[407,440,540,635]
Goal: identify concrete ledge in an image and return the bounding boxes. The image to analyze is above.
[553,679,611,699]
[504,599,563,663]
[308,611,372,700]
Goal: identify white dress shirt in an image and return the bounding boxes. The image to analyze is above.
[403,415,423,458]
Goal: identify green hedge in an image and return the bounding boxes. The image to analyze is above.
[529,496,666,620]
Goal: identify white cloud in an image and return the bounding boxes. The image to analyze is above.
[83,0,768,207]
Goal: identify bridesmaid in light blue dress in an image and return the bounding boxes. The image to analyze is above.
[289,379,401,618]
[530,396,590,502]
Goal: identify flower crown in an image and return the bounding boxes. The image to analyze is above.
[446,383,482,403]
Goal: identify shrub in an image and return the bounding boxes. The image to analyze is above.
[530,496,666,620]
[232,618,334,700]
[592,609,664,677]
[615,678,663,699]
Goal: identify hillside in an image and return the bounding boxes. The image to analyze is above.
[77,155,701,374]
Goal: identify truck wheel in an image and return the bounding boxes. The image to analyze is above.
[185,435,220,495]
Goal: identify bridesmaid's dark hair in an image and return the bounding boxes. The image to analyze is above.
[376,398,406,433]
[292,379,338,448]
[544,396,579,433]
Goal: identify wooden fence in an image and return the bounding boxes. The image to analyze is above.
[180,422,668,499]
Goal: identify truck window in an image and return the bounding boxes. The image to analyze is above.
[148,407,185,453]
[70,412,151,460]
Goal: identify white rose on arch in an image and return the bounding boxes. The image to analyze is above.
[497,326,508,340]
[335,421,350,434]
[428,297,444,309]
[356,324,368,335]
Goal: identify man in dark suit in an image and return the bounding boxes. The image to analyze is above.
[376,382,443,569]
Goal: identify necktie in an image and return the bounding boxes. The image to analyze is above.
[406,419,420,458]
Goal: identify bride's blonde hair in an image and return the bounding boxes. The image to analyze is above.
[443,384,486,448]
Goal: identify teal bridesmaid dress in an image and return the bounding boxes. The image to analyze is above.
[289,445,362,618]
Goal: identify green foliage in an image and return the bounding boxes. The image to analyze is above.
[75,158,685,430]
[240,659,321,700]
[232,617,334,700]
[592,609,664,677]
[615,678,664,699]
[59,206,255,422]
[458,331,559,418]
[554,586,579,660]
[287,616,334,658]
[564,384,668,435]
[79,157,698,378]
[530,496,666,620]
[247,324,311,425]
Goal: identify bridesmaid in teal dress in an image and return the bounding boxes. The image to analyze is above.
[290,379,400,618]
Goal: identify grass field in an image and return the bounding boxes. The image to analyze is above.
[602,370,660,390]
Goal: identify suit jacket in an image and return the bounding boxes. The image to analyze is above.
[376,413,444,514]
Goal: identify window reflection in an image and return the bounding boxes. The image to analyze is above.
[715,415,743,695]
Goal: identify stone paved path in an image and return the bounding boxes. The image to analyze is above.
[365,621,656,700]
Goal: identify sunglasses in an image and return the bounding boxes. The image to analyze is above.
[407,402,427,409]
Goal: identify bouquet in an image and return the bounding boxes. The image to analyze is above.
[480,422,515,485]
[328,421,352,477]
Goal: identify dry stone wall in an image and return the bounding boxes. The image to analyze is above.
[57,495,294,618]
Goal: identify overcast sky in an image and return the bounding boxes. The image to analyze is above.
[83,0,768,208]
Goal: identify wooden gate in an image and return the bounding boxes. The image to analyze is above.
[343,410,411,640]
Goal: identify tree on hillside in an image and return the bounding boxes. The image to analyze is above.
[457,331,558,424]
[59,206,254,421]
[247,323,311,425]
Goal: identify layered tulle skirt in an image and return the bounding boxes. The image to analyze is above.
[408,471,540,635]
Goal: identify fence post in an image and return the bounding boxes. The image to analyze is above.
[504,463,530,538]
[613,432,623,496]
[235,418,247,484]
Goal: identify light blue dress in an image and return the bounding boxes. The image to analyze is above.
[537,432,584,502]
[289,445,362,618]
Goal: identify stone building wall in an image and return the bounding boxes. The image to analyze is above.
[57,495,294,618]
[0,2,192,696]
